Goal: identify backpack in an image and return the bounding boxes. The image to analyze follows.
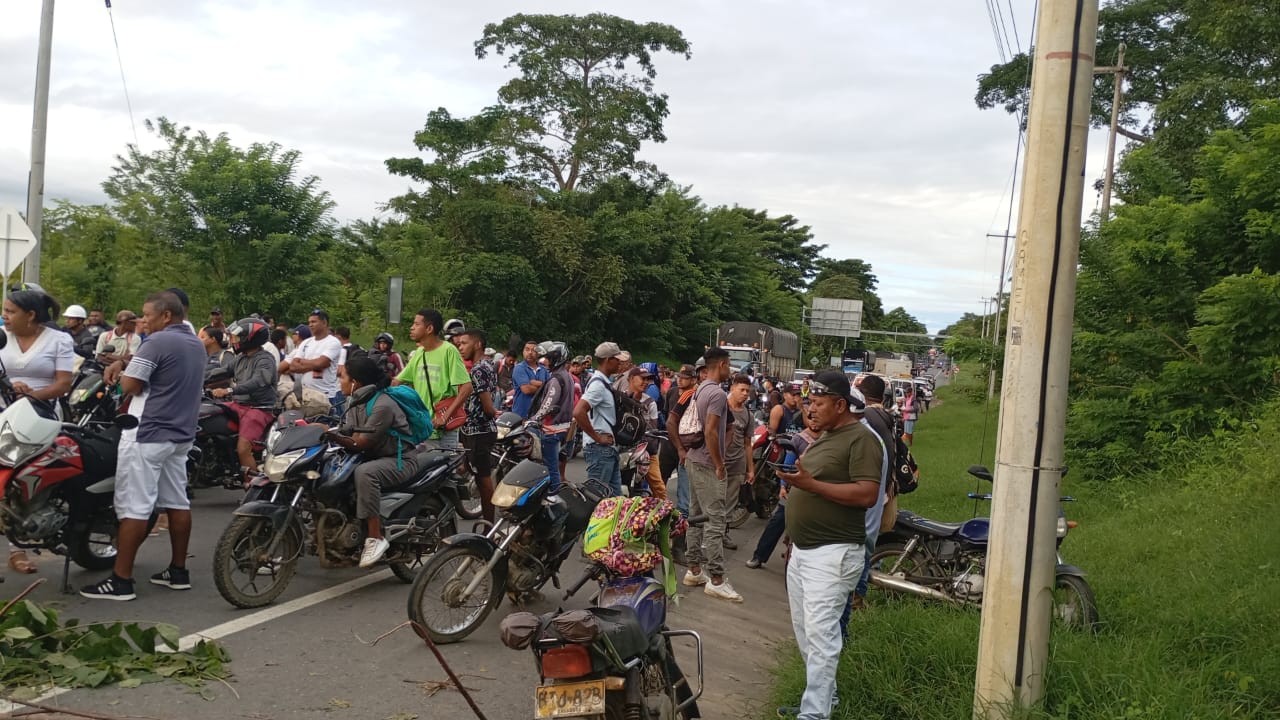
[587,376,647,447]
[366,385,435,469]
[677,385,707,449]
[890,416,919,494]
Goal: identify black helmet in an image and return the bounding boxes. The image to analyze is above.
[374,332,395,348]
[229,317,270,353]
[537,341,569,370]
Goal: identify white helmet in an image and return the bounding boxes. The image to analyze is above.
[63,304,88,319]
[443,318,465,339]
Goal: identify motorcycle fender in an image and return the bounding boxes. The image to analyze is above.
[442,533,508,609]
[85,477,115,495]
[233,500,294,531]
[1055,563,1088,579]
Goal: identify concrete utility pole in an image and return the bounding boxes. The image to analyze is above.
[973,0,1098,717]
[24,0,55,285]
[1096,42,1127,224]
[986,233,1015,400]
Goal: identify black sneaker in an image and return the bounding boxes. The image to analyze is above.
[150,566,191,590]
[80,574,136,601]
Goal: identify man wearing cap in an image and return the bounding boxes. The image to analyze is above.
[624,366,665,498]
[96,310,141,365]
[573,342,625,496]
[774,370,884,720]
[61,304,97,359]
[208,308,226,330]
[280,310,344,416]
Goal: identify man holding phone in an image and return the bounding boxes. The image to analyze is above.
[775,371,882,720]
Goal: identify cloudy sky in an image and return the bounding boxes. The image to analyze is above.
[0,0,1114,333]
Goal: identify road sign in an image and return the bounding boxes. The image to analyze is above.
[805,297,863,338]
[0,207,36,277]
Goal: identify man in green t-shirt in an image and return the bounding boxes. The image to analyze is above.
[393,308,473,448]
[776,370,882,720]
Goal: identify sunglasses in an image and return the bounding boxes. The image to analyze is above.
[808,380,845,399]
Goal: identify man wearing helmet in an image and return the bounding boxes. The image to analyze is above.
[529,341,575,493]
[62,304,97,359]
[209,318,279,479]
[371,333,404,381]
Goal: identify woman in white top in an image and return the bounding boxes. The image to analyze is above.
[2,289,75,575]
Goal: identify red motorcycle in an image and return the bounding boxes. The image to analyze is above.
[744,427,789,519]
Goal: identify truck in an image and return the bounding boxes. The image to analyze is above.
[716,321,799,379]
[874,356,913,378]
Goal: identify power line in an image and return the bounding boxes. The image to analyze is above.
[104,0,139,147]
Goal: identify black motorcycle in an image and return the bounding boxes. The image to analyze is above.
[190,367,274,491]
[407,414,605,644]
[870,465,1099,630]
[213,414,480,608]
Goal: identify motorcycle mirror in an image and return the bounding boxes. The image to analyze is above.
[114,414,139,430]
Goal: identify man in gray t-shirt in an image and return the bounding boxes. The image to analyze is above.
[82,291,205,602]
[681,348,743,603]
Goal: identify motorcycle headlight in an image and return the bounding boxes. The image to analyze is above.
[0,422,45,468]
[491,482,528,508]
[262,449,305,482]
[1056,515,1069,539]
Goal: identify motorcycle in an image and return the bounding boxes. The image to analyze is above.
[870,464,1099,630]
[189,367,274,491]
[65,359,121,428]
[620,430,667,499]
[500,509,705,720]
[724,427,789,530]
[407,413,606,644]
[212,414,480,608]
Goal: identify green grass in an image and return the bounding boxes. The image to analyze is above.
[768,371,1280,719]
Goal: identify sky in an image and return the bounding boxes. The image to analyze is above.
[0,0,1115,333]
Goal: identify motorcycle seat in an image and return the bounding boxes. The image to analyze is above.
[896,511,963,537]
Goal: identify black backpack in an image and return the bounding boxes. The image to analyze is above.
[891,415,919,494]
[587,376,647,447]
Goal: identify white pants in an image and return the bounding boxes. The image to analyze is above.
[114,438,194,521]
[786,542,865,720]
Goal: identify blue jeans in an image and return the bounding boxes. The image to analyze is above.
[541,432,563,492]
[840,537,877,642]
[329,392,346,417]
[584,443,622,496]
[675,462,690,516]
[751,501,788,564]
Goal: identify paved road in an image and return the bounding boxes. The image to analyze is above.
[3,460,796,720]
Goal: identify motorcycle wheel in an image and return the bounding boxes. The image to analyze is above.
[68,509,127,571]
[868,542,944,598]
[213,515,302,609]
[407,545,499,644]
[727,505,751,529]
[1052,573,1100,631]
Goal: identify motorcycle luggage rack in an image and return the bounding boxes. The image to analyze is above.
[662,629,704,713]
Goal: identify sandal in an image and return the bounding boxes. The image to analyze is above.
[8,551,37,574]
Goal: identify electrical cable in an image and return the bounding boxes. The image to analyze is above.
[104,0,140,147]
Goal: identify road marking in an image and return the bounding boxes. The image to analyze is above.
[0,570,393,716]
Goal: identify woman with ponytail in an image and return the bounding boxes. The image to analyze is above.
[1,289,75,575]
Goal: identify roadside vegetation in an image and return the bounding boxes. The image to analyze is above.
[769,372,1280,719]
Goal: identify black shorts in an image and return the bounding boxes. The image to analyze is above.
[461,431,497,478]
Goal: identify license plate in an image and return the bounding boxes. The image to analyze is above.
[534,679,606,718]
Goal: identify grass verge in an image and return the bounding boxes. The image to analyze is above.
[768,371,1280,719]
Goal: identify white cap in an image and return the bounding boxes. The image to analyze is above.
[63,304,87,319]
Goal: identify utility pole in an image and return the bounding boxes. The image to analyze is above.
[1095,42,1126,224]
[973,0,1098,718]
[986,232,1016,400]
[24,0,55,285]
[979,297,991,340]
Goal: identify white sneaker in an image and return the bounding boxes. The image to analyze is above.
[359,537,390,568]
[704,578,743,603]
[682,569,707,586]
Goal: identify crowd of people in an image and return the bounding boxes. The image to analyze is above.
[1,284,926,720]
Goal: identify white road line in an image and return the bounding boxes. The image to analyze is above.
[0,570,393,717]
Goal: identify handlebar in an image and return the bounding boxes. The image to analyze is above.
[685,513,708,526]
[564,562,603,599]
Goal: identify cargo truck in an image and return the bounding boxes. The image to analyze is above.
[716,321,799,379]
[874,356,913,378]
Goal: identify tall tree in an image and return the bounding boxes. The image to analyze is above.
[388,13,690,197]
[881,307,927,335]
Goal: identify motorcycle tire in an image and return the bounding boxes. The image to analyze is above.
[68,509,156,571]
[867,542,945,598]
[389,499,456,584]
[407,545,500,644]
[213,515,303,609]
[727,505,751,529]
[1052,573,1100,631]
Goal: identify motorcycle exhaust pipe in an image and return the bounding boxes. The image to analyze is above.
[870,571,964,605]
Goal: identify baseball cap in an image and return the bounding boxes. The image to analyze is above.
[293,324,312,340]
[810,370,866,413]
[626,366,653,379]
[594,342,623,359]
[616,350,632,363]
[210,307,223,316]
[676,364,696,379]
[115,310,137,323]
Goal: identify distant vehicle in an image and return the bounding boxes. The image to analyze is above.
[792,369,815,384]
[875,356,913,378]
[716,321,799,378]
